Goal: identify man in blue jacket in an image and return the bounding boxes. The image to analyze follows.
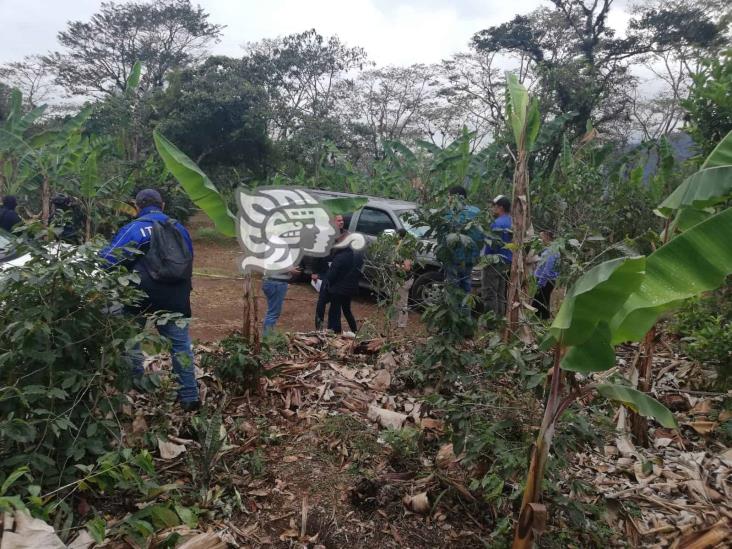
[100,189,199,411]
[481,195,513,316]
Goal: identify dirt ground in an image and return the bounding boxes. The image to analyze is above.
[187,214,423,342]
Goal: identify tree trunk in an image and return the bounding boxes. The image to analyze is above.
[41,176,50,227]
[630,327,655,446]
[513,347,564,548]
[242,274,261,354]
[504,146,533,343]
[85,213,92,243]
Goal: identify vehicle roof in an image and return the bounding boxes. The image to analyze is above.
[307,189,417,211]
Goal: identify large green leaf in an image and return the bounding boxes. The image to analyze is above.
[126,61,142,92]
[668,207,711,234]
[506,72,529,146]
[657,165,732,216]
[153,130,236,237]
[321,197,367,215]
[560,322,615,372]
[701,130,732,169]
[551,256,646,346]
[610,207,732,343]
[596,384,677,428]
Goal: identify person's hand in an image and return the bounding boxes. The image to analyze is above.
[290,266,302,276]
[403,259,413,272]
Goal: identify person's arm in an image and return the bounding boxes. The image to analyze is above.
[176,222,194,257]
[99,221,146,267]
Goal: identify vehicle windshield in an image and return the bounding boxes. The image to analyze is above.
[399,210,430,239]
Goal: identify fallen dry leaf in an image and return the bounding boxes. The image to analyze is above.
[369,370,391,391]
[436,443,459,469]
[402,492,430,514]
[686,420,717,435]
[419,418,445,433]
[0,511,65,549]
[158,437,187,460]
[367,405,407,430]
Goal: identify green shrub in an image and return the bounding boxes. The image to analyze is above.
[201,333,266,392]
[0,236,158,487]
[381,427,421,466]
[671,285,732,388]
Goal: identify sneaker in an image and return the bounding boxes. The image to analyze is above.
[342,331,356,339]
[180,400,201,413]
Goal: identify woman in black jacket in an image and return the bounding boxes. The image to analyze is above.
[326,245,363,333]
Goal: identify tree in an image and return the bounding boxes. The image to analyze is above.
[44,0,222,97]
[155,56,272,177]
[682,48,732,156]
[472,1,644,140]
[627,0,729,139]
[0,56,57,110]
[244,29,368,178]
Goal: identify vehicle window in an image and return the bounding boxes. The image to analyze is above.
[399,211,429,239]
[355,207,395,236]
[342,213,353,230]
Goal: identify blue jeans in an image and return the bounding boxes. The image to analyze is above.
[446,266,472,294]
[130,319,198,403]
[263,279,288,334]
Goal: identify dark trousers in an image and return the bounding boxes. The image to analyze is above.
[315,284,331,330]
[481,263,509,316]
[532,282,555,320]
[327,294,357,333]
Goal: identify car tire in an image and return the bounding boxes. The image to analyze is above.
[409,270,444,309]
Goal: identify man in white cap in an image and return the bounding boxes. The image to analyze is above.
[481,195,512,316]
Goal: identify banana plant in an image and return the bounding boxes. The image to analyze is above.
[504,73,540,343]
[0,89,46,195]
[513,134,732,548]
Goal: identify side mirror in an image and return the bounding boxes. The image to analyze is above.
[383,229,397,236]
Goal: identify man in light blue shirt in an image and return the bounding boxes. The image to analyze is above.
[481,195,513,316]
[532,230,559,319]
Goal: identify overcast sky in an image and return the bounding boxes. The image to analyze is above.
[0,0,634,67]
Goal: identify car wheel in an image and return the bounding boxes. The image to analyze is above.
[409,270,444,309]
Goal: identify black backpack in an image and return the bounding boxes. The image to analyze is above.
[140,218,193,283]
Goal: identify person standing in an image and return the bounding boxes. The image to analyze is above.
[313,214,347,330]
[394,229,416,329]
[326,241,363,334]
[532,230,559,320]
[444,186,482,294]
[262,265,301,335]
[481,195,513,316]
[100,189,200,412]
[0,196,21,232]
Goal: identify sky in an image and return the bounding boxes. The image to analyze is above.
[0,0,634,67]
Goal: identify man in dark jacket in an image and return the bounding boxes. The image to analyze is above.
[0,196,21,232]
[326,242,363,334]
[99,189,199,411]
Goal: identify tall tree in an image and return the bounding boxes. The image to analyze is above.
[44,0,222,97]
[473,1,644,139]
[244,29,368,178]
[0,56,57,109]
[155,56,271,177]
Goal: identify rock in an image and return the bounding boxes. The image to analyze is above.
[377,351,398,371]
[402,492,430,514]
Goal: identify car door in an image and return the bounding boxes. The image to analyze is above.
[351,206,398,289]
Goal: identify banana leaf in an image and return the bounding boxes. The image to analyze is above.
[126,61,142,92]
[153,130,236,237]
[560,322,615,372]
[596,384,677,428]
[506,72,529,146]
[701,130,732,169]
[610,207,732,344]
[551,256,645,347]
[657,166,732,216]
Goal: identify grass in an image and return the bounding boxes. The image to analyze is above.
[195,226,237,245]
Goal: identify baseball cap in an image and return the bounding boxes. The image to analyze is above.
[135,188,163,206]
[492,194,506,204]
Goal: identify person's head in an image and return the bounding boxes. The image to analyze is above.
[491,195,511,216]
[397,228,407,238]
[2,196,17,210]
[135,189,164,212]
[447,185,467,199]
[51,193,72,211]
[335,214,345,232]
[539,229,554,245]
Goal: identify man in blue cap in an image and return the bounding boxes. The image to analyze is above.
[100,189,200,411]
[481,194,513,316]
